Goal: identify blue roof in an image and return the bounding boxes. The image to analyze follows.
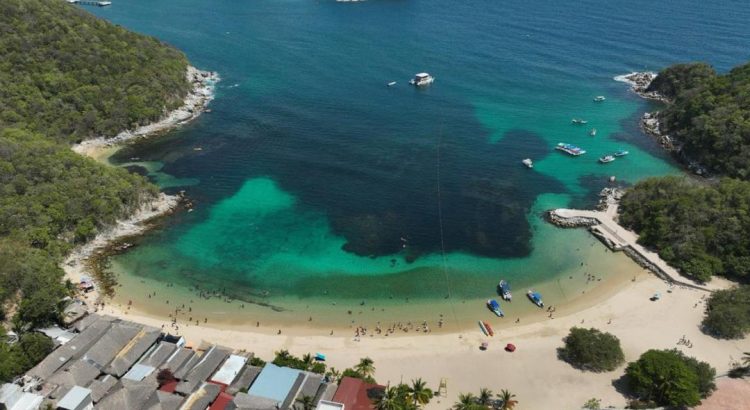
[247,363,301,402]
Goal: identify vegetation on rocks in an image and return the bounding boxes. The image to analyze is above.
[0,0,191,382]
[557,327,625,372]
[649,61,750,179]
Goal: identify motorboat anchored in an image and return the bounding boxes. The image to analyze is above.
[590,128,597,137]
[571,118,588,125]
[527,290,544,308]
[487,299,505,317]
[409,72,434,86]
[498,280,512,301]
[594,96,606,102]
[522,158,533,168]
[614,150,629,157]
[387,81,397,87]
[599,155,616,164]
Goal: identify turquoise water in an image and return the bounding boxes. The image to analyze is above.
[87,0,750,309]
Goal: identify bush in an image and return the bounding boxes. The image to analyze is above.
[557,327,624,372]
[702,286,750,339]
[625,349,715,407]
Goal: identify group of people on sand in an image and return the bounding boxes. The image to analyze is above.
[678,335,694,348]
[352,320,434,341]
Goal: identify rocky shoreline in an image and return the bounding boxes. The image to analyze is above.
[65,65,218,307]
[73,66,219,158]
[616,72,709,176]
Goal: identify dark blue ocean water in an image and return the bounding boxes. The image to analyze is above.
[87,0,750,302]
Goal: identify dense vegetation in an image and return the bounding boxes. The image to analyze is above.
[450,388,517,410]
[0,330,54,383]
[648,62,750,179]
[557,327,625,372]
[625,349,716,408]
[0,0,190,143]
[702,285,750,339]
[0,0,191,382]
[619,176,750,282]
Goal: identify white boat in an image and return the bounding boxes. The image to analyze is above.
[498,280,512,301]
[614,150,629,157]
[590,128,597,137]
[409,72,434,87]
[599,155,616,163]
[556,143,587,156]
[594,96,606,102]
[527,290,544,308]
[571,118,588,125]
[522,158,533,168]
[387,81,397,87]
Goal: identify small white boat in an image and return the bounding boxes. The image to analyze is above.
[589,128,597,137]
[409,72,434,87]
[522,158,533,168]
[599,155,616,164]
[614,150,629,157]
[387,81,397,87]
[594,96,606,102]
[571,118,588,125]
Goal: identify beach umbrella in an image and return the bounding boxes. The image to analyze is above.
[505,343,516,352]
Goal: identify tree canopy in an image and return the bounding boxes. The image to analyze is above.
[651,62,750,179]
[625,349,716,408]
[557,327,625,372]
[0,0,190,143]
[702,285,750,339]
[619,176,750,282]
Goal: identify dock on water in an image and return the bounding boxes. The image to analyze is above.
[547,193,713,292]
[67,0,112,6]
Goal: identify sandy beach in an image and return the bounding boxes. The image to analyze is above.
[96,272,750,409]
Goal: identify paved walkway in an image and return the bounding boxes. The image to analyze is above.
[552,204,713,292]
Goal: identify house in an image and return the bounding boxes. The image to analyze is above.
[209,354,247,389]
[56,385,93,410]
[0,383,44,410]
[331,377,385,410]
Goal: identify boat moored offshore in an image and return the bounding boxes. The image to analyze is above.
[593,96,606,102]
[614,150,629,157]
[409,72,435,86]
[590,128,597,137]
[556,143,587,156]
[599,155,616,163]
[522,158,533,168]
[571,118,588,125]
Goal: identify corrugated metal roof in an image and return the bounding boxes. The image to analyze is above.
[57,385,92,410]
[210,355,247,385]
[123,364,156,382]
[247,364,301,403]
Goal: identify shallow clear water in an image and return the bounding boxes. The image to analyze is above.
[86,0,750,315]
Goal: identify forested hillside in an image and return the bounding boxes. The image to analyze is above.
[0,0,190,142]
[619,177,750,283]
[648,62,750,179]
[0,0,191,380]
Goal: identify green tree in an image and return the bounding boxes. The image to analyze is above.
[497,389,517,410]
[625,349,715,407]
[407,378,433,408]
[702,286,750,339]
[373,386,401,410]
[452,393,479,410]
[295,395,315,410]
[477,387,493,406]
[582,398,601,410]
[557,327,625,372]
[355,357,376,378]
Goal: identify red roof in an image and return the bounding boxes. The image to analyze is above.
[209,392,234,410]
[208,380,228,392]
[332,377,385,410]
[159,380,178,393]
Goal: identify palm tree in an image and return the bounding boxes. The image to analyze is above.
[477,388,493,406]
[295,395,315,410]
[275,349,291,361]
[301,353,314,370]
[453,393,478,410]
[497,390,518,410]
[326,367,341,383]
[373,386,400,410]
[407,378,434,408]
[355,357,376,378]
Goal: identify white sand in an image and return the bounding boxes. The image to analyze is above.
[101,274,750,409]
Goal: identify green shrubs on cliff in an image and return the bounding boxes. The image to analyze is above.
[651,62,750,179]
[0,0,190,142]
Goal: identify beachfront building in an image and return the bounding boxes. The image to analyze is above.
[10,314,350,410]
[331,377,386,410]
